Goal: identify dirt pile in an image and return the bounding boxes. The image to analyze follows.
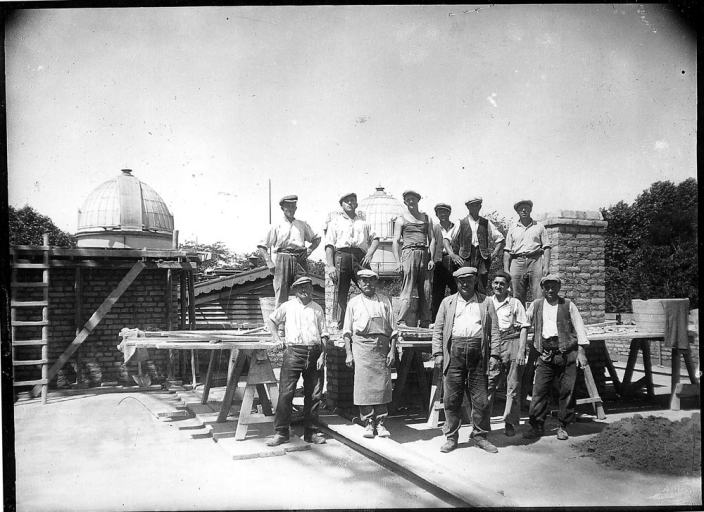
[576,413,701,476]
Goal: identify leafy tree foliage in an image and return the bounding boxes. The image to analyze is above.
[9,205,77,247]
[601,178,698,311]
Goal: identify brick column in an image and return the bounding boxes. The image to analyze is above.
[539,210,608,325]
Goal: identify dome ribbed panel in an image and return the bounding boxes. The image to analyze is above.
[140,182,174,232]
[358,189,405,240]
[77,180,120,231]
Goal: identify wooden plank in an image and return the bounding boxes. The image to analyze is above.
[11,301,48,307]
[14,379,48,386]
[41,261,146,388]
[219,351,248,423]
[155,261,197,269]
[12,339,47,346]
[12,320,49,327]
[12,263,49,269]
[13,359,49,366]
[11,282,47,288]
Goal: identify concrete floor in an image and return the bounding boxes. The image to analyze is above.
[320,363,701,508]
[11,363,701,510]
[12,391,451,511]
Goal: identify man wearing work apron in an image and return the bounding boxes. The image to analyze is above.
[343,269,398,438]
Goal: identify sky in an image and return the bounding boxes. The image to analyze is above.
[5,4,697,260]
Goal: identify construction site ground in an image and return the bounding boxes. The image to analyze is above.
[11,361,701,510]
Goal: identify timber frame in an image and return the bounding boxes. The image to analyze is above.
[10,245,199,396]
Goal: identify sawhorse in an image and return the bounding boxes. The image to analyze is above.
[202,347,280,440]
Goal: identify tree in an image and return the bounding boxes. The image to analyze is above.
[8,205,77,247]
[601,178,698,311]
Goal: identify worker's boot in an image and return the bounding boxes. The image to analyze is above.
[376,418,391,438]
[266,430,290,447]
[362,419,375,438]
[440,437,458,453]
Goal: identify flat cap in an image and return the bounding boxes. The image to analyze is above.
[465,196,483,205]
[434,202,452,213]
[291,276,313,287]
[513,199,533,211]
[402,190,422,200]
[279,194,298,206]
[453,266,478,278]
[339,192,357,203]
[357,269,379,279]
[540,274,561,286]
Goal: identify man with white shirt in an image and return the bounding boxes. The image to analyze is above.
[518,275,589,441]
[325,192,380,329]
[257,195,321,307]
[266,276,329,446]
[486,271,527,437]
[431,203,459,322]
[503,199,551,305]
[455,197,505,294]
[431,266,498,454]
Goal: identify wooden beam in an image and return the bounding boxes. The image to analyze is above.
[187,269,196,330]
[74,267,83,385]
[165,269,174,381]
[38,261,146,392]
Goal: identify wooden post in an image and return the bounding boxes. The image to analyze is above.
[165,269,175,381]
[74,267,83,386]
[179,269,187,378]
[41,234,49,404]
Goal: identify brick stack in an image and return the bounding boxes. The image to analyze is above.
[539,210,608,325]
[20,267,183,387]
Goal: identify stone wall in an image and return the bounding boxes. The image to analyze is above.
[540,210,607,324]
[13,266,183,387]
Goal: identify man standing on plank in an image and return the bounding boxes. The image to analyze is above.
[324,192,380,329]
[343,269,398,439]
[392,190,436,327]
[257,195,321,307]
[431,202,459,322]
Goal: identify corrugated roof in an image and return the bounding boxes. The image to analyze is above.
[194,266,325,296]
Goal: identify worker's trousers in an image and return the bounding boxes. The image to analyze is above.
[273,344,324,434]
[332,247,368,329]
[398,247,431,326]
[442,338,490,441]
[509,255,543,306]
[528,348,578,429]
[431,256,457,322]
[487,356,523,427]
[273,252,308,307]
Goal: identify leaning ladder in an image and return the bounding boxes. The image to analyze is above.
[11,234,50,404]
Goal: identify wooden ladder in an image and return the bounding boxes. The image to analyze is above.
[11,234,50,404]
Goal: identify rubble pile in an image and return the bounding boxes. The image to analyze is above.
[576,413,701,476]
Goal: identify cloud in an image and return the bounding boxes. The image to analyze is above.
[487,93,497,107]
[654,140,669,151]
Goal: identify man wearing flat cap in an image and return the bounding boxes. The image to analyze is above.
[266,276,329,446]
[503,199,551,306]
[431,266,498,454]
[430,203,460,322]
[324,192,380,329]
[392,190,436,327]
[257,195,321,307]
[449,197,505,295]
[343,269,398,438]
[518,274,589,441]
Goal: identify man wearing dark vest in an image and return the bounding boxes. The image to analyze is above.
[518,274,589,441]
[454,197,505,294]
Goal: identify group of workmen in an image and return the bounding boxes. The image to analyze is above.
[257,191,590,453]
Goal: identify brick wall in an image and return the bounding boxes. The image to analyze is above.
[14,266,183,387]
[540,210,607,325]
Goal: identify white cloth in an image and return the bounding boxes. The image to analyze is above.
[324,210,377,252]
[258,218,319,252]
[451,294,483,339]
[343,293,398,339]
[492,295,527,330]
[269,297,328,345]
